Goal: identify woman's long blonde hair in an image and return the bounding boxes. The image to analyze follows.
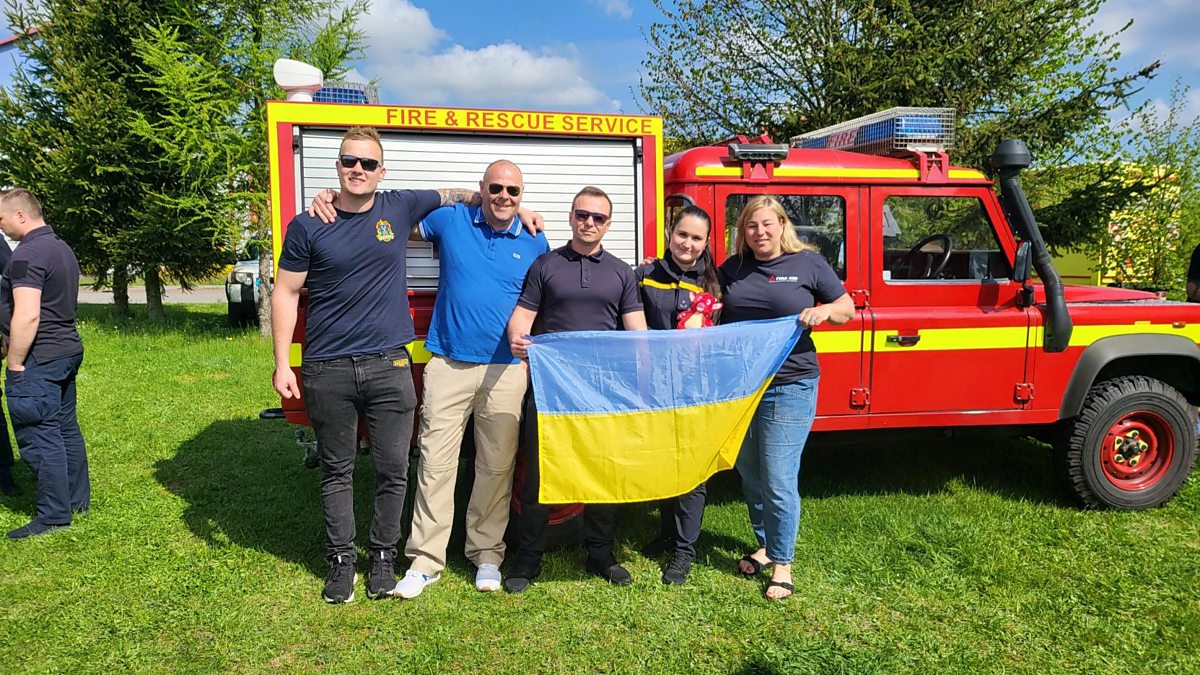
[733,195,816,259]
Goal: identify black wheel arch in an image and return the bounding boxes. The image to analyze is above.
[1059,334,1200,419]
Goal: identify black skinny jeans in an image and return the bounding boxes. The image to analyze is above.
[301,348,416,562]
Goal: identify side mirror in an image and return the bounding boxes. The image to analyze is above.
[1013,241,1033,283]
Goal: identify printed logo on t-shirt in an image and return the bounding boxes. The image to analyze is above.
[376,219,396,242]
[512,252,522,260]
[769,274,799,283]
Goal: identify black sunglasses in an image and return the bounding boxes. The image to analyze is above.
[487,183,521,197]
[338,154,380,172]
[572,209,610,226]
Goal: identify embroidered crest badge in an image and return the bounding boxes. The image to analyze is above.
[376,219,395,242]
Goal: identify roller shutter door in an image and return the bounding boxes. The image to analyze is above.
[297,128,643,289]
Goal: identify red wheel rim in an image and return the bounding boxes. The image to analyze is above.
[1100,410,1175,490]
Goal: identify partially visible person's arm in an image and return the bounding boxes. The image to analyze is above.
[1188,281,1200,303]
[271,269,308,399]
[6,287,40,371]
[798,293,855,328]
[621,310,648,331]
[507,306,538,360]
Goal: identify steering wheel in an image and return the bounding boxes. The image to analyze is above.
[891,234,953,279]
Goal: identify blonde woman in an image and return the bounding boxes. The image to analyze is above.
[719,196,854,600]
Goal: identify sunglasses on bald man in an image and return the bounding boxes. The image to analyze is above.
[487,183,522,197]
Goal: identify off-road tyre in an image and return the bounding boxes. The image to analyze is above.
[1060,375,1197,509]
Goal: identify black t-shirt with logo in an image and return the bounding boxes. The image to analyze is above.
[719,251,847,383]
[0,225,83,364]
[517,245,642,335]
[279,189,440,361]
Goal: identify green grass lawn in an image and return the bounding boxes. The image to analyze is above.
[1,304,1197,673]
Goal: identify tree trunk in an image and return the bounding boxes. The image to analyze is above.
[112,266,131,316]
[257,252,273,337]
[144,266,166,322]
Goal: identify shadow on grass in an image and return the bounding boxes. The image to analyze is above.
[77,304,257,338]
[156,418,386,577]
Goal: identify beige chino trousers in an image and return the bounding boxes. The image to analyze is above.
[405,354,527,575]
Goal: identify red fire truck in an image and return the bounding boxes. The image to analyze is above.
[268,101,1199,512]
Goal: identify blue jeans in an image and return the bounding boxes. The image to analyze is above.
[735,377,818,565]
[5,352,88,525]
[300,348,417,562]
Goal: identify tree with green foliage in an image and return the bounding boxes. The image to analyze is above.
[640,0,1159,247]
[1100,84,1200,292]
[0,1,366,323]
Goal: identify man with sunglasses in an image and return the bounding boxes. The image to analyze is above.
[274,126,515,604]
[306,158,548,599]
[504,185,647,593]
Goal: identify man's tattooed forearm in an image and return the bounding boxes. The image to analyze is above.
[437,188,481,206]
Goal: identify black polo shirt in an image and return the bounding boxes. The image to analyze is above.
[279,189,440,361]
[719,251,846,384]
[635,256,709,331]
[0,225,83,364]
[517,245,642,334]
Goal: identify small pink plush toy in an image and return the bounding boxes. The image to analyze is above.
[676,292,723,329]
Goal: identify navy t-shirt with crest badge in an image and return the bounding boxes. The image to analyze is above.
[278,189,440,361]
[719,251,847,384]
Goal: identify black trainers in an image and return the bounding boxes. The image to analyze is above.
[6,520,68,540]
[503,557,542,594]
[365,550,396,600]
[322,554,358,604]
[640,537,672,558]
[586,557,633,586]
[662,553,692,585]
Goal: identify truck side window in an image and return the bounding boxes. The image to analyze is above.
[724,194,847,279]
[882,195,1012,282]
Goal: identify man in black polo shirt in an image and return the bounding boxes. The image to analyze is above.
[0,189,87,539]
[504,185,647,592]
[272,126,487,603]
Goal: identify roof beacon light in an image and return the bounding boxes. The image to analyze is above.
[727,142,790,163]
[273,59,323,102]
[790,107,955,156]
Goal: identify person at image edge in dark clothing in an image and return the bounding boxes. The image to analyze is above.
[0,234,17,496]
[634,205,723,585]
[1186,243,1200,302]
[272,126,502,604]
[504,185,648,593]
[0,189,88,539]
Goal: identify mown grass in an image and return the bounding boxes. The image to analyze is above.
[1,304,1197,674]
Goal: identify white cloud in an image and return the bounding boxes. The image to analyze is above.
[1094,0,1200,65]
[358,0,618,111]
[590,0,633,20]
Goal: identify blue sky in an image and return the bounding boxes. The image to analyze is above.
[0,0,1197,125]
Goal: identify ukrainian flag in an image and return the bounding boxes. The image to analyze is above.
[527,317,802,503]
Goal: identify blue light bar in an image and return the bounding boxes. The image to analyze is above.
[790,107,955,155]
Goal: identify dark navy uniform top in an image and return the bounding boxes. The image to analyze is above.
[634,256,709,331]
[279,189,440,361]
[517,245,642,335]
[0,225,83,364]
[719,251,846,384]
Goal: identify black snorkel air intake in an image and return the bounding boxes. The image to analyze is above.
[991,139,1072,352]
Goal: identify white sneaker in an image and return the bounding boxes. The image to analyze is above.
[475,563,502,592]
[393,569,440,599]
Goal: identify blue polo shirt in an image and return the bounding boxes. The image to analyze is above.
[279,189,440,361]
[419,204,550,363]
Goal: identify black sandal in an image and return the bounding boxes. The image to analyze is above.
[764,580,794,600]
[736,554,772,577]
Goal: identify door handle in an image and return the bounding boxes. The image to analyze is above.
[886,333,921,347]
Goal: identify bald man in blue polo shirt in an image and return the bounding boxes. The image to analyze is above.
[310,160,547,598]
